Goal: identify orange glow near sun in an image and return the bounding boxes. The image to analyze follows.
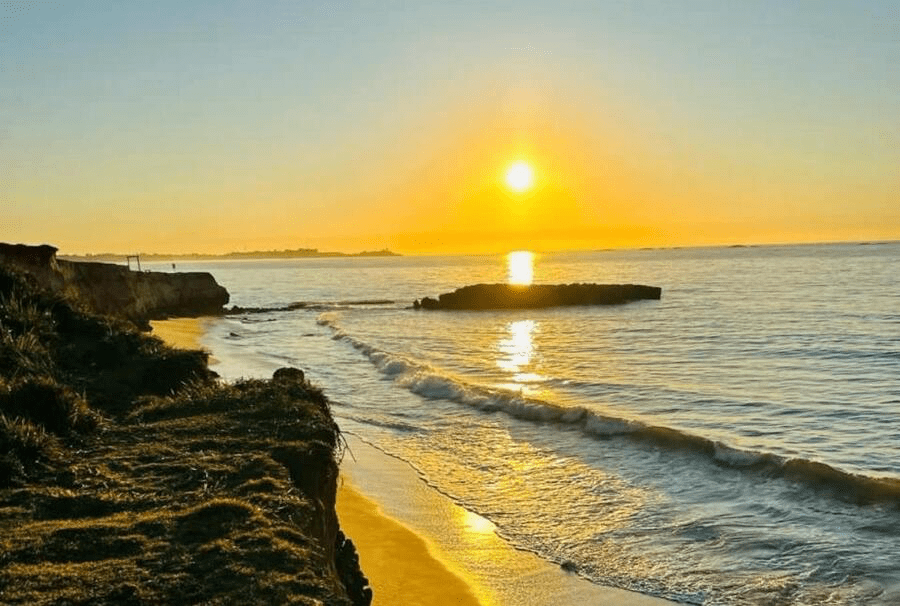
[505,161,534,192]
[507,250,534,285]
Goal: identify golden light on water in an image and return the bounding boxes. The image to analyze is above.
[497,320,536,372]
[504,161,534,192]
[496,319,546,396]
[507,251,534,285]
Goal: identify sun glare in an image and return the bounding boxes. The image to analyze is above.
[507,250,534,285]
[505,161,534,192]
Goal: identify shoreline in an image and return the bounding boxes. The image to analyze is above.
[152,317,678,606]
[340,434,678,606]
[152,317,488,605]
[149,317,218,365]
[337,480,483,606]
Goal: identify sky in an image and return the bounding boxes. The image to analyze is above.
[2,1,898,254]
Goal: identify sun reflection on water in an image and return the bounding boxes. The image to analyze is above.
[497,320,536,372]
[507,251,534,285]
[495,319,548,396]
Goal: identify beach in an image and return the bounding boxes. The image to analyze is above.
[336,482,482,606]
[158,245,900,604]
[337,435,677,606]
[152,316,677,605]
[150,317,216,359]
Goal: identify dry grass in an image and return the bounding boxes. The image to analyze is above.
[0,387,355,605]
[0,266,369,605]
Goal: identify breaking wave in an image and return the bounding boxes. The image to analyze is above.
[318,312,900,507]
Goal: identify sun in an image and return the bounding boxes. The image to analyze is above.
[505,161,534,193]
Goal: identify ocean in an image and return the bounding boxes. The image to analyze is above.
[148,242,900,605]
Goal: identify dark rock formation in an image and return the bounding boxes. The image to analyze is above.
[0,243,229,328]
[273,366,306,383]
[414,283,662,310]
[336,530,373,606]
[226,302,309,315]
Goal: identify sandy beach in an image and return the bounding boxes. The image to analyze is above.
[150,317,213,355]
[339,435,678,606]
[337,482,482,606]
[152,317,677,606]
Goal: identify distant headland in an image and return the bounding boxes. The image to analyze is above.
[59,248,400,262]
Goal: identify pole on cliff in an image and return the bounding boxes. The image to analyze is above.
[126,255,141,272]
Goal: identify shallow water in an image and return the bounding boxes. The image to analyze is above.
[151,242,900,605]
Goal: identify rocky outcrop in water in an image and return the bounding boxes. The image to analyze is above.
[0,243,229,328]
[414,283,662,310]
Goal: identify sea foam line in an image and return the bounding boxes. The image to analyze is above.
[317,312,900,506]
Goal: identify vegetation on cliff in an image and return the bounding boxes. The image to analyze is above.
[0,267,370,605]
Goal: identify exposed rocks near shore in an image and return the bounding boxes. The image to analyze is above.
[0,266,371,605]
[414,283,662,310]
[0,243,229,329]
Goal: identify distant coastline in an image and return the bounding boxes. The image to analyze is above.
[59,247,401,262]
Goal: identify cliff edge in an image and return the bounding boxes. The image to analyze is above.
[0,243,229,328]
[0,266,371,605]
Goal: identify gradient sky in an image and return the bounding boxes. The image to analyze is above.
[2,1,898,254]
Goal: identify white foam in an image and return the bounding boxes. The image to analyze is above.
[713,444,766,467]
[318,311,697,450]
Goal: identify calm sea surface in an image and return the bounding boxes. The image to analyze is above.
[150,242,900,605]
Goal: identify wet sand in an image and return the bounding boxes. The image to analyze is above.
[152,317,678,605]
[340,435,679,606]
[151,318,485,604]
[337,482,483,606]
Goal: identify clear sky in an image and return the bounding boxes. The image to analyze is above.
[2,1,898,254]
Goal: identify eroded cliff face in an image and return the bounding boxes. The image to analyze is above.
[0,243,228,327]
[0,266,370,604]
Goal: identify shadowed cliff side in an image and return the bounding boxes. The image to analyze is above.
[414,283,662,310]
[0,266,371,605]
[0,243,229,329]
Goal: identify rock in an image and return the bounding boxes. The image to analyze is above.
[414,283,661,310]
[336,530,373,606]
[561,560,578,573]
[272,367,305,384]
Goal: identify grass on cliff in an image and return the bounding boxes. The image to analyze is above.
[0,265,369,605]
[0,266,215,487]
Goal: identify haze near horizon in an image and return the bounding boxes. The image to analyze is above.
[2,2,898,254]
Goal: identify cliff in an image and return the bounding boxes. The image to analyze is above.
[0,243,229,328]
[0,266,371,605]
[414,282,662,310]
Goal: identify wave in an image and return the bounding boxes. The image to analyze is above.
[318,311,900,507]
[335,413,423,434]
